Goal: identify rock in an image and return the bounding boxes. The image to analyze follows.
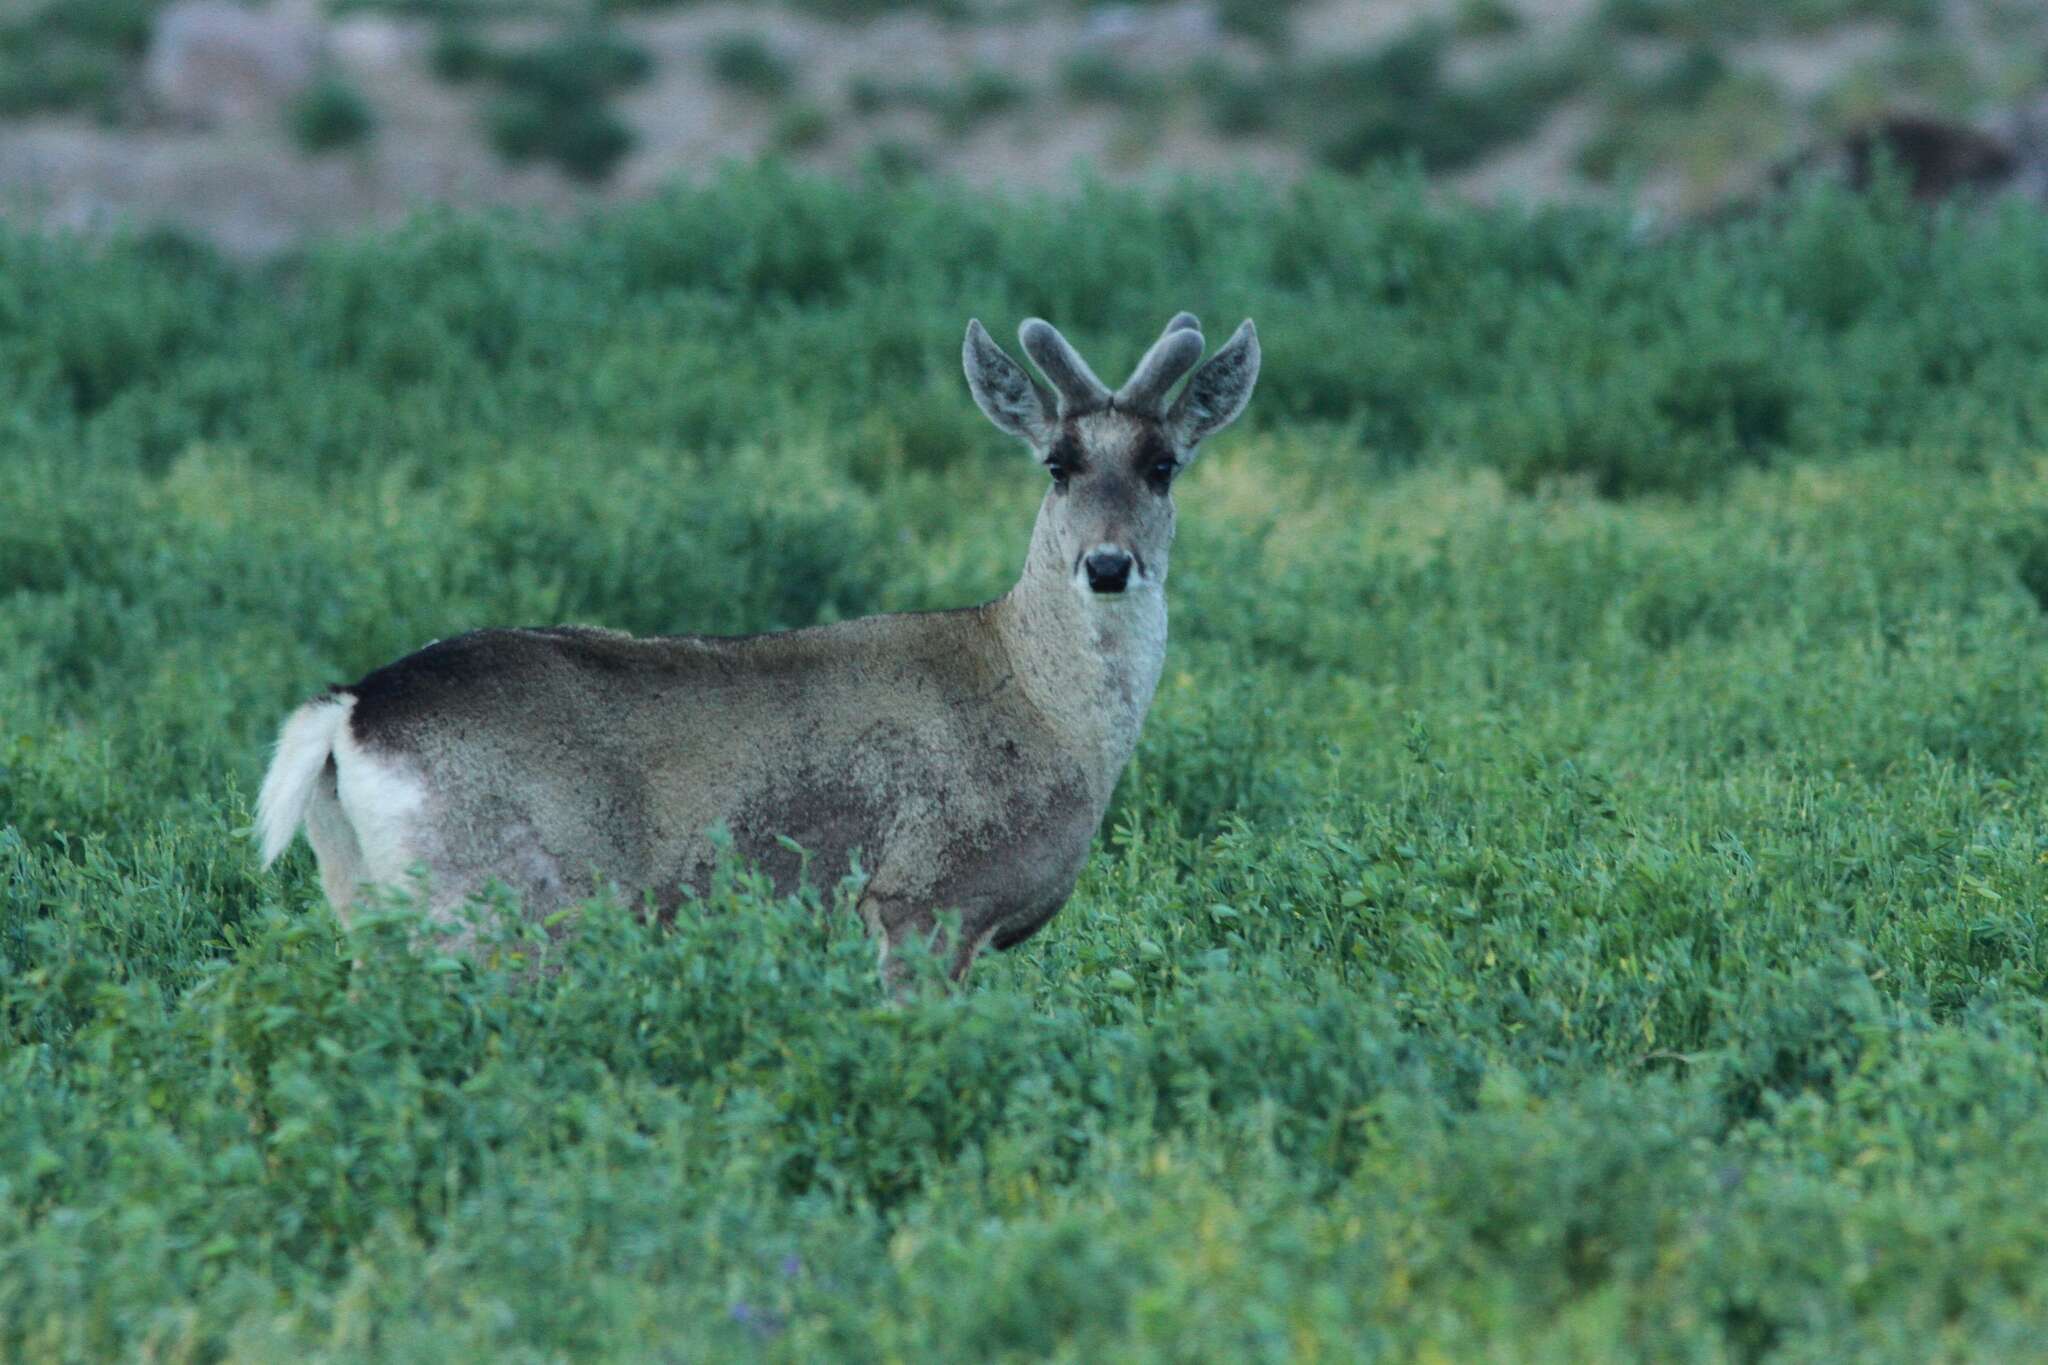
[145,0,326,128]
[1080,5,1144,45]
[2000,93,2048,203]
[1776,114,2020,203]
[329,15,409,72]
[1837,116,2017,200]
[1077,1,1217,53]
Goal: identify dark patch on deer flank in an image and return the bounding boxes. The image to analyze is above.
[345,627,645,751]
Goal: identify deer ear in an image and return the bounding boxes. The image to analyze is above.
[964,319,1054,446]
[1167,320,1259,450]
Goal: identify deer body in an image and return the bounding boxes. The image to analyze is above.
[257,314,1257,979]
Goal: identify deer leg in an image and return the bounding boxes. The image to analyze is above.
[946,923,1000,985]
[859,880,1008,991]
[863,891,1005,992]
[856,889,929,993]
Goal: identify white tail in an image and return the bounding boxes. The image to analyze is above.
[255,695,351,867]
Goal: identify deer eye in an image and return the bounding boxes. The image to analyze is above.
[1147,458,1177,490]
[1046,461,1070,490]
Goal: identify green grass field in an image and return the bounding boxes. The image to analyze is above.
[7,168,2048,1359]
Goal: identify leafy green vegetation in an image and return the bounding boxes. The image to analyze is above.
[771,100,833,152]
[1212,0,1307,50]
[1579,45,1786,186]
[1601,0,1939,40]
[1602,80,1792,202]
[946,67,1031,130]
[861,136,934,181]
[8,168,2048,1356]
[1059,51,1163,108]
[1196,29,1581,174]
[781,0,976,19]
[847,68,1031,134]
[288,74,377,153]
[1304,32,1570,173]
[462,24,651,180]
[1454,0,1524,38]
[706,31,797,99]
[0,0,164,120]
[1195,59,1280,136]
[427,23,492,82]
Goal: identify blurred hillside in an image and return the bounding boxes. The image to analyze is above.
[4,0,2048,252]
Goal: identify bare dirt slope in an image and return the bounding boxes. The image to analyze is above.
[2,0,2043,254]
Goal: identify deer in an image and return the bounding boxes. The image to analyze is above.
[254,313,1259,981]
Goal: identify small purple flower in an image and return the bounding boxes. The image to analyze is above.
[780,1254,804,1278]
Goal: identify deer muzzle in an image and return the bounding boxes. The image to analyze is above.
[1083,548,1135,595]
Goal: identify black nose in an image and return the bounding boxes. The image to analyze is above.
[1084,550,1133,594]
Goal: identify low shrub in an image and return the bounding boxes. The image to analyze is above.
[707,31,796,98]
[287,74,376,154]
[463,25,652,181]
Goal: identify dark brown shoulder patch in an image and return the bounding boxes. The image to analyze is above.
[345,628,570,751]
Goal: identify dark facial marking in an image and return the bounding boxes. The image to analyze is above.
[1045,429,1086,491]
[1133,427,1179,494]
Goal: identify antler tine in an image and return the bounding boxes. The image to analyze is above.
[1019,319,1112,417]
[1117,314,1207,413]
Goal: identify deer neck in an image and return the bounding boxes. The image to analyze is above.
[991,516,1167,802]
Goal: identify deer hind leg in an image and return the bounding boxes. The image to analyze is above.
[946,922,1001,985]
[322,720,463,936]
[857,888,932,994]
[302,761,367,921]
[859,889,999,992]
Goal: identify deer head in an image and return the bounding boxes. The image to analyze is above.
[964,312,1260,598]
